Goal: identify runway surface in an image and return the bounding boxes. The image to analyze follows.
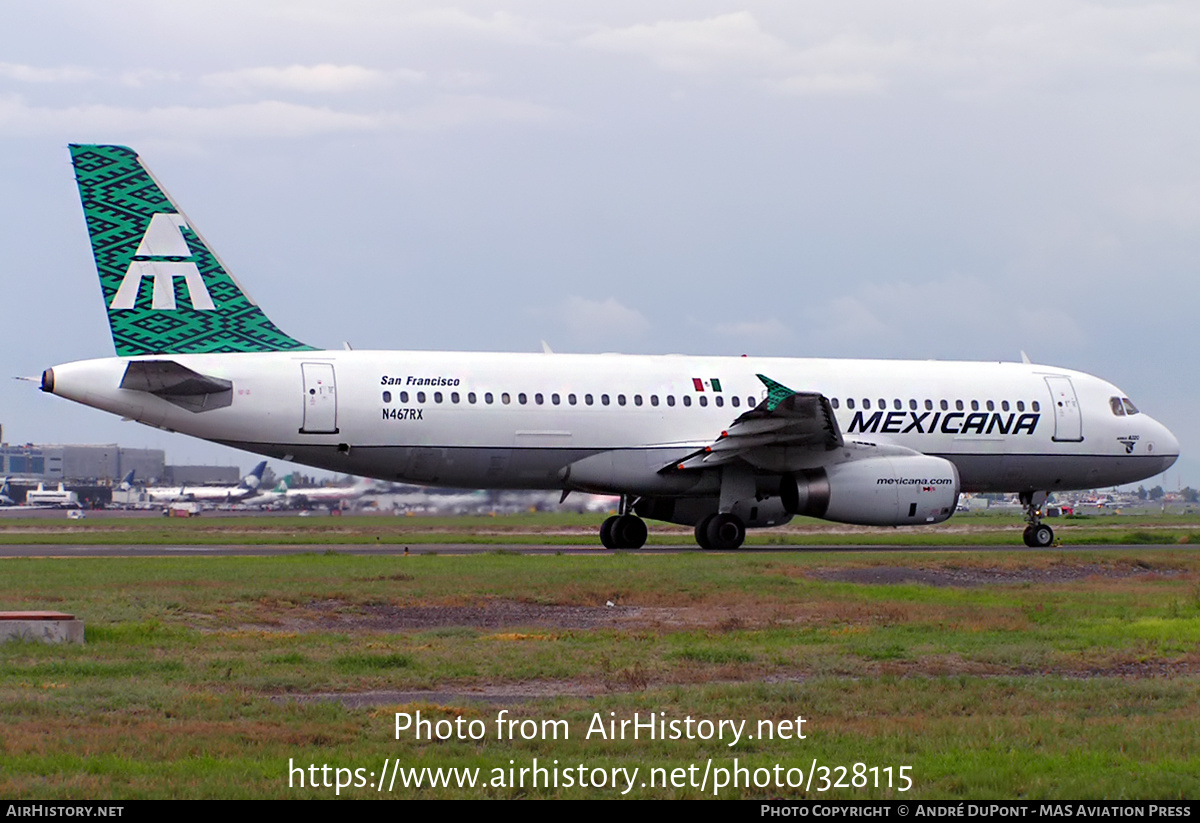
[0,542,1175,557]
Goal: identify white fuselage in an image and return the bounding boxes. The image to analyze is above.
[44,350,1179,498]
[143,484,257,504]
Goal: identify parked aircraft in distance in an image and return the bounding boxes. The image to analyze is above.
[25,482,81,509]
[39,145,1180,548]
[0,478,15,506]
[142,461,267,504]
[251,476,375,509]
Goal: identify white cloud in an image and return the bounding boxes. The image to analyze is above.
[580,12,789,74]
[202,64,422,94]
[0,93,557,138]
[711,317,795,346]
[768,72,884,96]
[0,95,379,138]
[810,276,1086,356]
[0,62,95,83]
[559,296,650,344]
[388,94,558,131]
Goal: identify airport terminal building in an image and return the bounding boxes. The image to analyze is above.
[0,443,166,484]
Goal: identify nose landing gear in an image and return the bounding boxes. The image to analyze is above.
[1021,491,1055,547]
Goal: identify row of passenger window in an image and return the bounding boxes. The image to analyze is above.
[830,397,1041,413]
[382,390,760,409]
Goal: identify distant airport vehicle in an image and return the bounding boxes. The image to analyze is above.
[143,461,267,504]
[252,476,375,509]
[25,483,81,508]
[39,145,1180,548]
[0,478,16,506]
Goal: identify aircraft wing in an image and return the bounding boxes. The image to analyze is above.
[664,374,843,472]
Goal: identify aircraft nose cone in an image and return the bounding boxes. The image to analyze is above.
[1148,419,1180,473]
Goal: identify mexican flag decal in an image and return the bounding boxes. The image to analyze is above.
[692,377,722,392]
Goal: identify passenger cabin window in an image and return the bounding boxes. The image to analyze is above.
[925,399,933,411]
[940,400,948,411]
[1016,401,1025,412]
[468,392,477,404]
[970,400,978,411]
[746,397,756,408]
[650,395,659,406]
[451,392,460,403]
[382,391,392,403]
[894,399,902,410]
[1032,401,1040,412]
[417,391,426,403]
[955,400,964,411]
[847,398,855,410]
[667,395,675,407]
[485,392,493,404]
[715,396,723,407]
[601,394,610,406]
[683,396,692,407]
[551,393,560,405]
[585,394,594,405]
[535,393,544,405]
[568,394,577,405]
[501,393,511,404]
[617,394,626,406]
[518,393,527,405]
[699,396,708,407]
[400,391,409,403]
[634,395,643,406]
[732,396,741,408]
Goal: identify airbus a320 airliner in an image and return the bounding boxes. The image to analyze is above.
[40,145,1179,549]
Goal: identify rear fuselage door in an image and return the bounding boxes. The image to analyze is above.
[1044,376,1082,442]
[300,362,339,434]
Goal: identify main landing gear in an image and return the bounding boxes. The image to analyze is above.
[599,496,647,549]
[694,512,746,551]
[1020,490,1054,548]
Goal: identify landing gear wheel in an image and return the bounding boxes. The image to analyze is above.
[615,514,647,549]
[600,514,647,549]
[1024,524,1054,547]
[600,515,619,549]
[695,515,715,550]
[705,513,746,550]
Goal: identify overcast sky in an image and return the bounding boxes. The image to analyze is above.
[1,1,1195,487]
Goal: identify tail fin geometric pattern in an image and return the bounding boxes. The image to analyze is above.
[70,144,313,356]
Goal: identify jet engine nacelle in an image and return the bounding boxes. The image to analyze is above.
[781,454,959,526]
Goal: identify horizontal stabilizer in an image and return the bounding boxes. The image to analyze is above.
[120,360,233,412]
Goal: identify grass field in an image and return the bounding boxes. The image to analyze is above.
[1,513,1199,799]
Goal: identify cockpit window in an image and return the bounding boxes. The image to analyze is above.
[1110,397,1126,416]
[1122,398,1139,415]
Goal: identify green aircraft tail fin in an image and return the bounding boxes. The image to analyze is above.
[69,144,314,356]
